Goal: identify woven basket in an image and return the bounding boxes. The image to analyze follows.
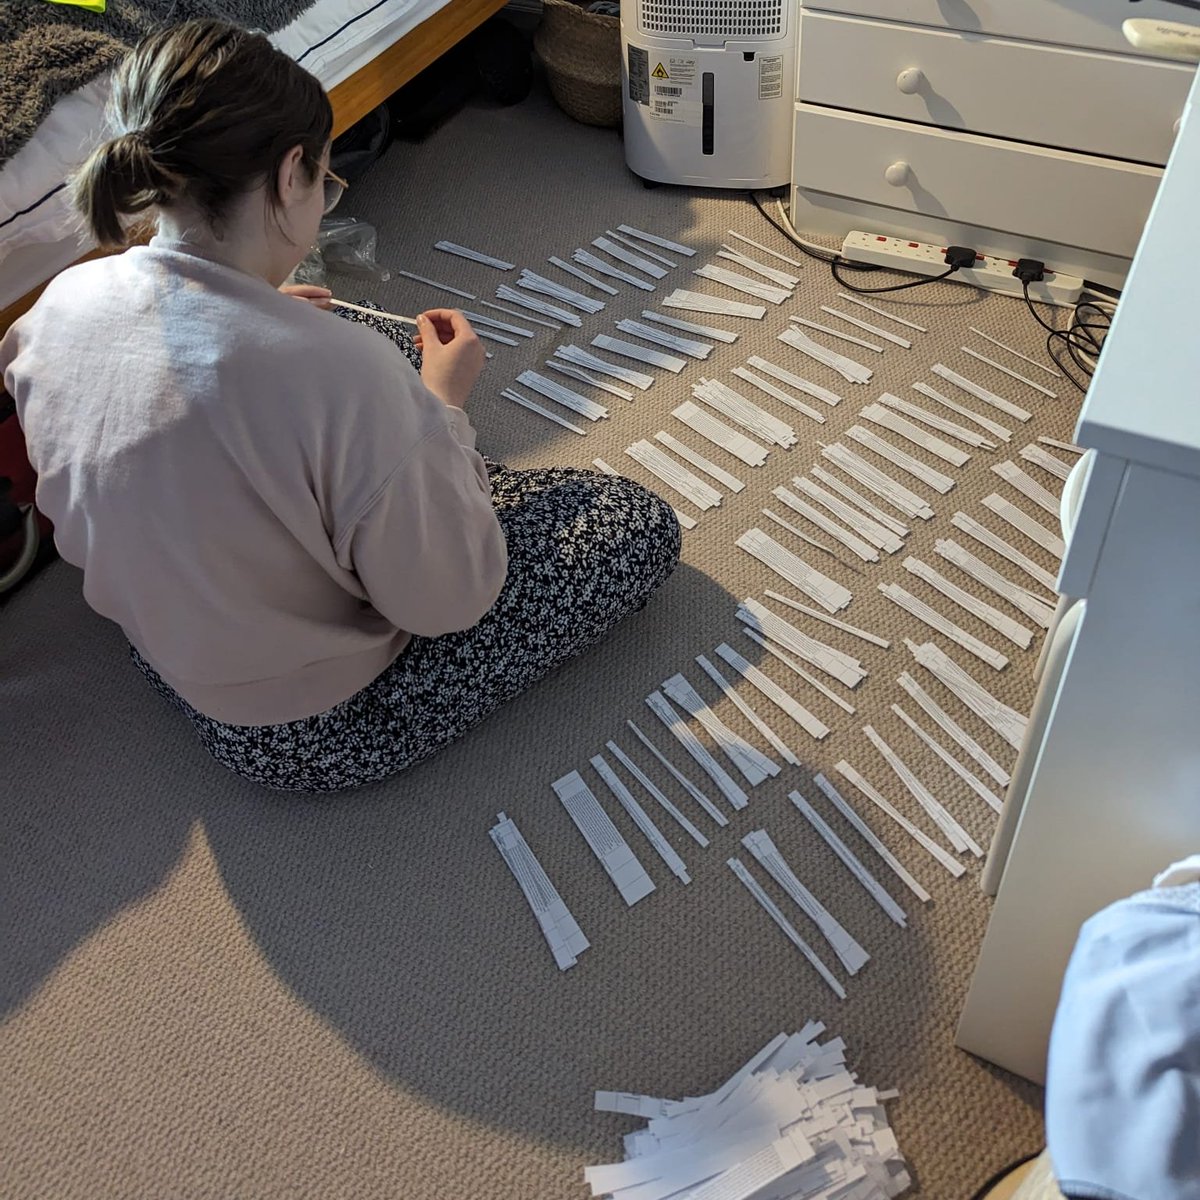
[534,0,622,128]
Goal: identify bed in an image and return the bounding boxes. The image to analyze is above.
[0,0,508,333]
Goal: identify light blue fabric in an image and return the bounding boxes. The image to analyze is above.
[1046,881,1200,1200]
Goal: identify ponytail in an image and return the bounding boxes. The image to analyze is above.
[71,130,184,248]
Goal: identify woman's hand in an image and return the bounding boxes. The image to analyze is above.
[416,310,485,410]
[279,283,332,309]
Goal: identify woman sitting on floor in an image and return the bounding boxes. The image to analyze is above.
[0,19,680,792]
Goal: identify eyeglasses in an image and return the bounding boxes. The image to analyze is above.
[322,167,349,214]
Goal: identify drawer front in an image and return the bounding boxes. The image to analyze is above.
[792,104,1161,259]
[802,1,1189,57]
[798,13,1192,165]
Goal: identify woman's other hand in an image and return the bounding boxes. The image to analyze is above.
[416,310,485,410]
[279,283,332,309]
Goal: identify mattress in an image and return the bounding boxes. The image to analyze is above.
[0,0,452,309]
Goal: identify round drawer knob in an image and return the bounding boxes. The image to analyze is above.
[884,161,911,186]
[896,67,924,95]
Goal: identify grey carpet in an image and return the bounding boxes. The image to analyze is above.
[0,81,1074,1199]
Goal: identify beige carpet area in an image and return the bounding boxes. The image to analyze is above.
[0,80,1081,1199]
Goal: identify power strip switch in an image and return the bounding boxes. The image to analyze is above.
[841,231,1084,308]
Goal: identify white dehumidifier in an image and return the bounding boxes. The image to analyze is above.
[620,0,797,189]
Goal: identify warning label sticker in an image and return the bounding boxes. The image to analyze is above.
[628,44,649,105]
[665,57,697,87]
[651,62,669,80]
[648,97,703,127]
[759,54,784,100]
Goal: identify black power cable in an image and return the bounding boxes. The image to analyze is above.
[1021,280,1113,394]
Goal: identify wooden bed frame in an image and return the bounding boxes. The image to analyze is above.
[0,0,508,338]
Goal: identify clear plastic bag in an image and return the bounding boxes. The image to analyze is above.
[292,217,391,286]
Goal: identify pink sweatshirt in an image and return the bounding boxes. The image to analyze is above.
[0,239,508,725]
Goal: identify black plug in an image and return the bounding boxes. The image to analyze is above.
[943,246,978,271]
[1014,258,1046,283]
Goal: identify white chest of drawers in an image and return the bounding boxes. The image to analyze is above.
[792,1,1195,287]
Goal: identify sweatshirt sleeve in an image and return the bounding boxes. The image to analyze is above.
[336,414,509,637]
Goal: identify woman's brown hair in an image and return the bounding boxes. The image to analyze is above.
[71,19,333,247]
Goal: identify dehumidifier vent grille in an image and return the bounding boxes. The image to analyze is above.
[639,0,783,38]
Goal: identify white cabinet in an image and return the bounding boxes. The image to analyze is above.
[792,2,1195,287]
[955,64,1200,1085]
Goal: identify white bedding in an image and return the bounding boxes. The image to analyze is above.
[0,0,452,308]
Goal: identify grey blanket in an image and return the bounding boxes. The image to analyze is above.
[0,0,320,170]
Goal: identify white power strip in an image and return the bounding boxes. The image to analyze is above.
[841,231,1084,308]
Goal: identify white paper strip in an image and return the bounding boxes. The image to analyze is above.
[931,363,1032,421]
[662,288,766,319]
[743,829,870,973]
[907,640,1028,750]
[890,704,1004,814]
[819,305,912,349]
[1020,443,1073,482]
[617,225,697,256]
[1039,436,1084,454]
[626,719,729,827]
[673,402,769,467]
[913,380,1013,442]
[693,378,797,448]
[992,460,1061,518]
[696,655,800,767]
[879,583,1009,670]
[545,360,635,401]
[845,425,955,493]
[810,466,909,537]
[792,477,903,554]
[490,811,590,970]
[745,355,842,407]
[695,264,791,304]
[877,391,996,449]
[813,773,932,903]
[970,326,1062,377]
[789,316,883,353]
[860,404,970,468]
[552,770,657,905]
[646,691,749,810]
[728,228,804,267]
[731,367,826,425]
[642,309,738,343]
[548,254,620,295]
[395,269,476,300]
[778,327,874,385]
[475,328,518,346]
[655,432,745,492]
[764,588,890,649]
[772,486,880,564]
[555,344,654,390]
[791,792,908,926]
[593,236,670,279]
[950,512,1059,594]
[897,671,1011,787]
[834,761,967,878]
[516,371,609,420]
[736,529,853,614]
[904,556,1034,648]
[460,310,534,338]
[495,286,581,325]
[594,334,687,373]
[740,596,867,688]
[591,754,691,884]
[739,626,857,716]
[617,319,712,359]
[627,440,722,509]
[573,248,656,291]
[715,643,830,741]
[935,538,1056,628]
[982,493,1065,557]
[435,240,514,270]
[501,388,587,435]
[863,726,982,856]
[963,346,1058,398]
[607,230,677,267]
[728,858,847,999]
[605,740,710,847]
[480,299,561,329]
[662,674,780,786]
[839,293,927,332]
[520,270,606,312]
[819,444,934,520]
[762,509,853,573]
[718,246,800,290]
